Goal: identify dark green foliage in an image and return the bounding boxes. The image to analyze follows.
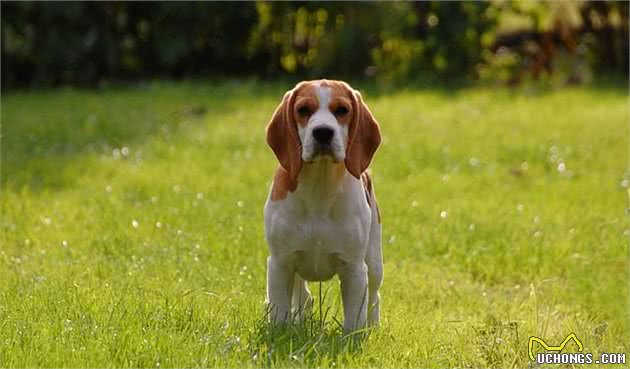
[2,1,628,89]
[2,2,257,87]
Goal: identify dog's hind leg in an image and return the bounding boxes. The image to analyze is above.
[365,194,383,327]
[291,273,313,321]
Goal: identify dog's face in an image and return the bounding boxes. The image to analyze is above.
[266,79,381,181]
[293,81,353,163]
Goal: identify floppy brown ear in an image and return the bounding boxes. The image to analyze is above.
[345,90,381,178]
[266,90,302,185]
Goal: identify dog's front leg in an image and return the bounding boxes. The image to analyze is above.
[266,256,293,323]
[338,261,369,332]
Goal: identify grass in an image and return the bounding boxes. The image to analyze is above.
[1,79,628,368]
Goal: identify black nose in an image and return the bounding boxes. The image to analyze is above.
[313,127,334,145]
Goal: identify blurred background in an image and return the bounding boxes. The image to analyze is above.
[2,1,628,90]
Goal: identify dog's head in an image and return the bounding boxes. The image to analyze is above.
[266,79,381,182]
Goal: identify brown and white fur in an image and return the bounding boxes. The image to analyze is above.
[263,79,382,332]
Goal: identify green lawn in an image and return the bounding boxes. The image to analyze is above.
[1,80,628,368]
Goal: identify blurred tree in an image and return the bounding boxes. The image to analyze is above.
[478,1,628,85]
[1,1,627,89]
[1,2,257,87]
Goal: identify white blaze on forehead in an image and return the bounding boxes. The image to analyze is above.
[315,85,332,112]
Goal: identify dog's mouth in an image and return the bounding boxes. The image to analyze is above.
[312,145,339,163]
[315,144,333,156]
[306,145,341,163]
[303,142,346,164]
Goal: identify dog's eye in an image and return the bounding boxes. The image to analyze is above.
[334,106,348,116]
[297,106,311,117]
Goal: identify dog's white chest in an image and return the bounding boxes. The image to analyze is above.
[264,178,371,281]
[289,215,344,281]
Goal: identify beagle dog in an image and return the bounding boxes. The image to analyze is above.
[263,79,382,332]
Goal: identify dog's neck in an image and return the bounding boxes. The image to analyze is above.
[294,160,347,211]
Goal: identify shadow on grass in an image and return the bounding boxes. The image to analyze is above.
[247,282,374,367]
[1,79,285,191]
[352,73,628,99]
[248,311,372,367]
